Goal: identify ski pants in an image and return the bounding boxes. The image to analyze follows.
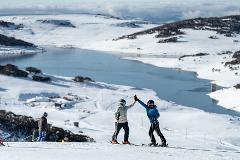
[112,122,129,142]
[38,131,46,142]
[149,122,166,144]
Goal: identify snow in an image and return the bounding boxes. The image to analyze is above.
[1,142,240,160]
[0,14,239,110]
[0,74,240,160]
[0,14,240,159]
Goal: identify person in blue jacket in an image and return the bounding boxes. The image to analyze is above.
[134,95,167,147]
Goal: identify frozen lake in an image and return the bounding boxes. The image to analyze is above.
[0,46,238,116]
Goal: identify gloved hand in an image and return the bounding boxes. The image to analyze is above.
[134,95,139,101]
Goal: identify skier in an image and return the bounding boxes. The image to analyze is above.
[111,98,136,144]
[0,138,4,146]
[134,95,167,147]
[37,112,48,142]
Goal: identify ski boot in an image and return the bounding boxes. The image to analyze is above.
[111,140,119,144]
[122,141,130,145]
[159,143,168,147]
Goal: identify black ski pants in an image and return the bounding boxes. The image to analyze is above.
[149,122,166,144]
[112,122,129,142]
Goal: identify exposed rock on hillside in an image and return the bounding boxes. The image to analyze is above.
[0,20,23,29]
[73,76,94,82]
[0,34,35,47]
[0,64,28,77]
[0,110,94,142]
[37,19,76,28]
[114,15,240,41]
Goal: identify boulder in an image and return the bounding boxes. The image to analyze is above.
[26,67,42,74]
[32,75,51,82]
[0,64,28,77]
[73,76,94,82]
[234,84,240,89]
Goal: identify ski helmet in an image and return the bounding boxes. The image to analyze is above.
[43,112,48,117]
[147,100,155,105]
[119,99,126,105]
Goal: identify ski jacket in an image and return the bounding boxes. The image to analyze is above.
[137,99,160,123]
[115,102,135,123]
[38,116,48,132]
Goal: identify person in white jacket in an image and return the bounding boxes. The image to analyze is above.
[111,98,136,144]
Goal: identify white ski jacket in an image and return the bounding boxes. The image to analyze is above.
[115,101,135,123]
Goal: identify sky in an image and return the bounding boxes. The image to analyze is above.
[0,0,240,23]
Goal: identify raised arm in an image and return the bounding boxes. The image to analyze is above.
[137,99,148,109]
[126,101,136,109]
[134,95,148,109]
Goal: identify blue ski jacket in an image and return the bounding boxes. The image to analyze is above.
[137,99,160,123]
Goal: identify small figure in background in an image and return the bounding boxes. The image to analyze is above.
[38,112,48,142]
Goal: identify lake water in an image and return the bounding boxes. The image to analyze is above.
[0,47,238,116]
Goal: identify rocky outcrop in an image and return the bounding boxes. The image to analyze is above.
[26,67,42,74]
[234,84,240,89]
[0,20,23,29]
[179,53,209,60]
[115,22,141,28]
[0,34,35,47]
[225,50,240,66]
[32,75,51,82]
[115,15,240,41]
[37,19,76,28]
[73,76,94,82]
[0,110,94,142]
[0,64,28,77]
[158,37,178,43]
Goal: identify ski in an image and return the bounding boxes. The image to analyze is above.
[141,143,169,147]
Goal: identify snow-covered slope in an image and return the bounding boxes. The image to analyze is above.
[0,72,240,159]
[0,14,239,111]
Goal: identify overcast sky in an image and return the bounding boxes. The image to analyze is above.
[0,0,239,23]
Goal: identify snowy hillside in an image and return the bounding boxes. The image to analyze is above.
[0,14,240,160]
[0,14,240,111]
[0,68,240,159]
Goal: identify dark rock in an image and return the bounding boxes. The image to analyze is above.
[155,28,185,38]
[0,64,28,77]
[26,67,42,74]
[158,37,178,43]
[179,53,209,60]
[234,84,240,89]
[217,51,233,55]
[209,35,218,39]
[37,19,76,28]
[73,76,94,82]
[0,34,35,47]
[0,110,94,142]
[0,20,24,29]
[115,22,141,28]
[233,51,240,59]
[32,75,51,82]
[225,50,240,66]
